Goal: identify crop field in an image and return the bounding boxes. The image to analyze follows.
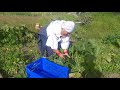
[0,12,120,78]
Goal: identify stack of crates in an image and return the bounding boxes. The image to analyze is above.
[26,58,69,78]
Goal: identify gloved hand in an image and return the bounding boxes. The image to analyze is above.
[56,51,65,59]
[63,50,70,58]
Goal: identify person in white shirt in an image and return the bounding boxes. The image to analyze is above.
[37,20,75,59]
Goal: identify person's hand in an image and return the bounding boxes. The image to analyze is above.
[56,51,65,59]
[63,53,70,58]
[63,50,70,58]
[58,53,65,59]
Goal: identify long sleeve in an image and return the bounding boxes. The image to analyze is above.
[46,33,58,50]
[46,20,69,50]
[46,20,64,49]
[61,36,70,49]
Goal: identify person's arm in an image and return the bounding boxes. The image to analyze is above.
[63,49,70,58]
[46,33,65,59]
[53,49,65,59]
[61,36,71,58]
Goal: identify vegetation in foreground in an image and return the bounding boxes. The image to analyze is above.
[0,12,120,78]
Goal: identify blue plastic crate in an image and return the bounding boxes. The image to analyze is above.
[26,58,69,78]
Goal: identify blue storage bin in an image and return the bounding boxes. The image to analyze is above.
[26,58,69,78]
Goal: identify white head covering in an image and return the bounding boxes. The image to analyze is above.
[61,21,75,33]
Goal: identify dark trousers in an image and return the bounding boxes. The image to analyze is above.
[38,34,62,57]
[38,34,54,57]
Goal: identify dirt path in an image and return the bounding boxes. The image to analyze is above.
[0,15,41,32]
[0,15,40,24]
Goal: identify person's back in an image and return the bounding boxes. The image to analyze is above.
[46,20,66,37]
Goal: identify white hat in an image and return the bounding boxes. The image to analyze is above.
[61,21,75,33]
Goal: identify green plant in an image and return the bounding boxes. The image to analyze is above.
[102,33,120,48]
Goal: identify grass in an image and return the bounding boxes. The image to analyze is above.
[77,12,120,39]
[1,12,120,78]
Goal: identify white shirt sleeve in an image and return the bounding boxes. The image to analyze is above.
[61,36,70,49]
[46,20,69,50]
[46,33,58,50]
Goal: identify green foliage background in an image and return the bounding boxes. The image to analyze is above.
[0,12,120,78]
